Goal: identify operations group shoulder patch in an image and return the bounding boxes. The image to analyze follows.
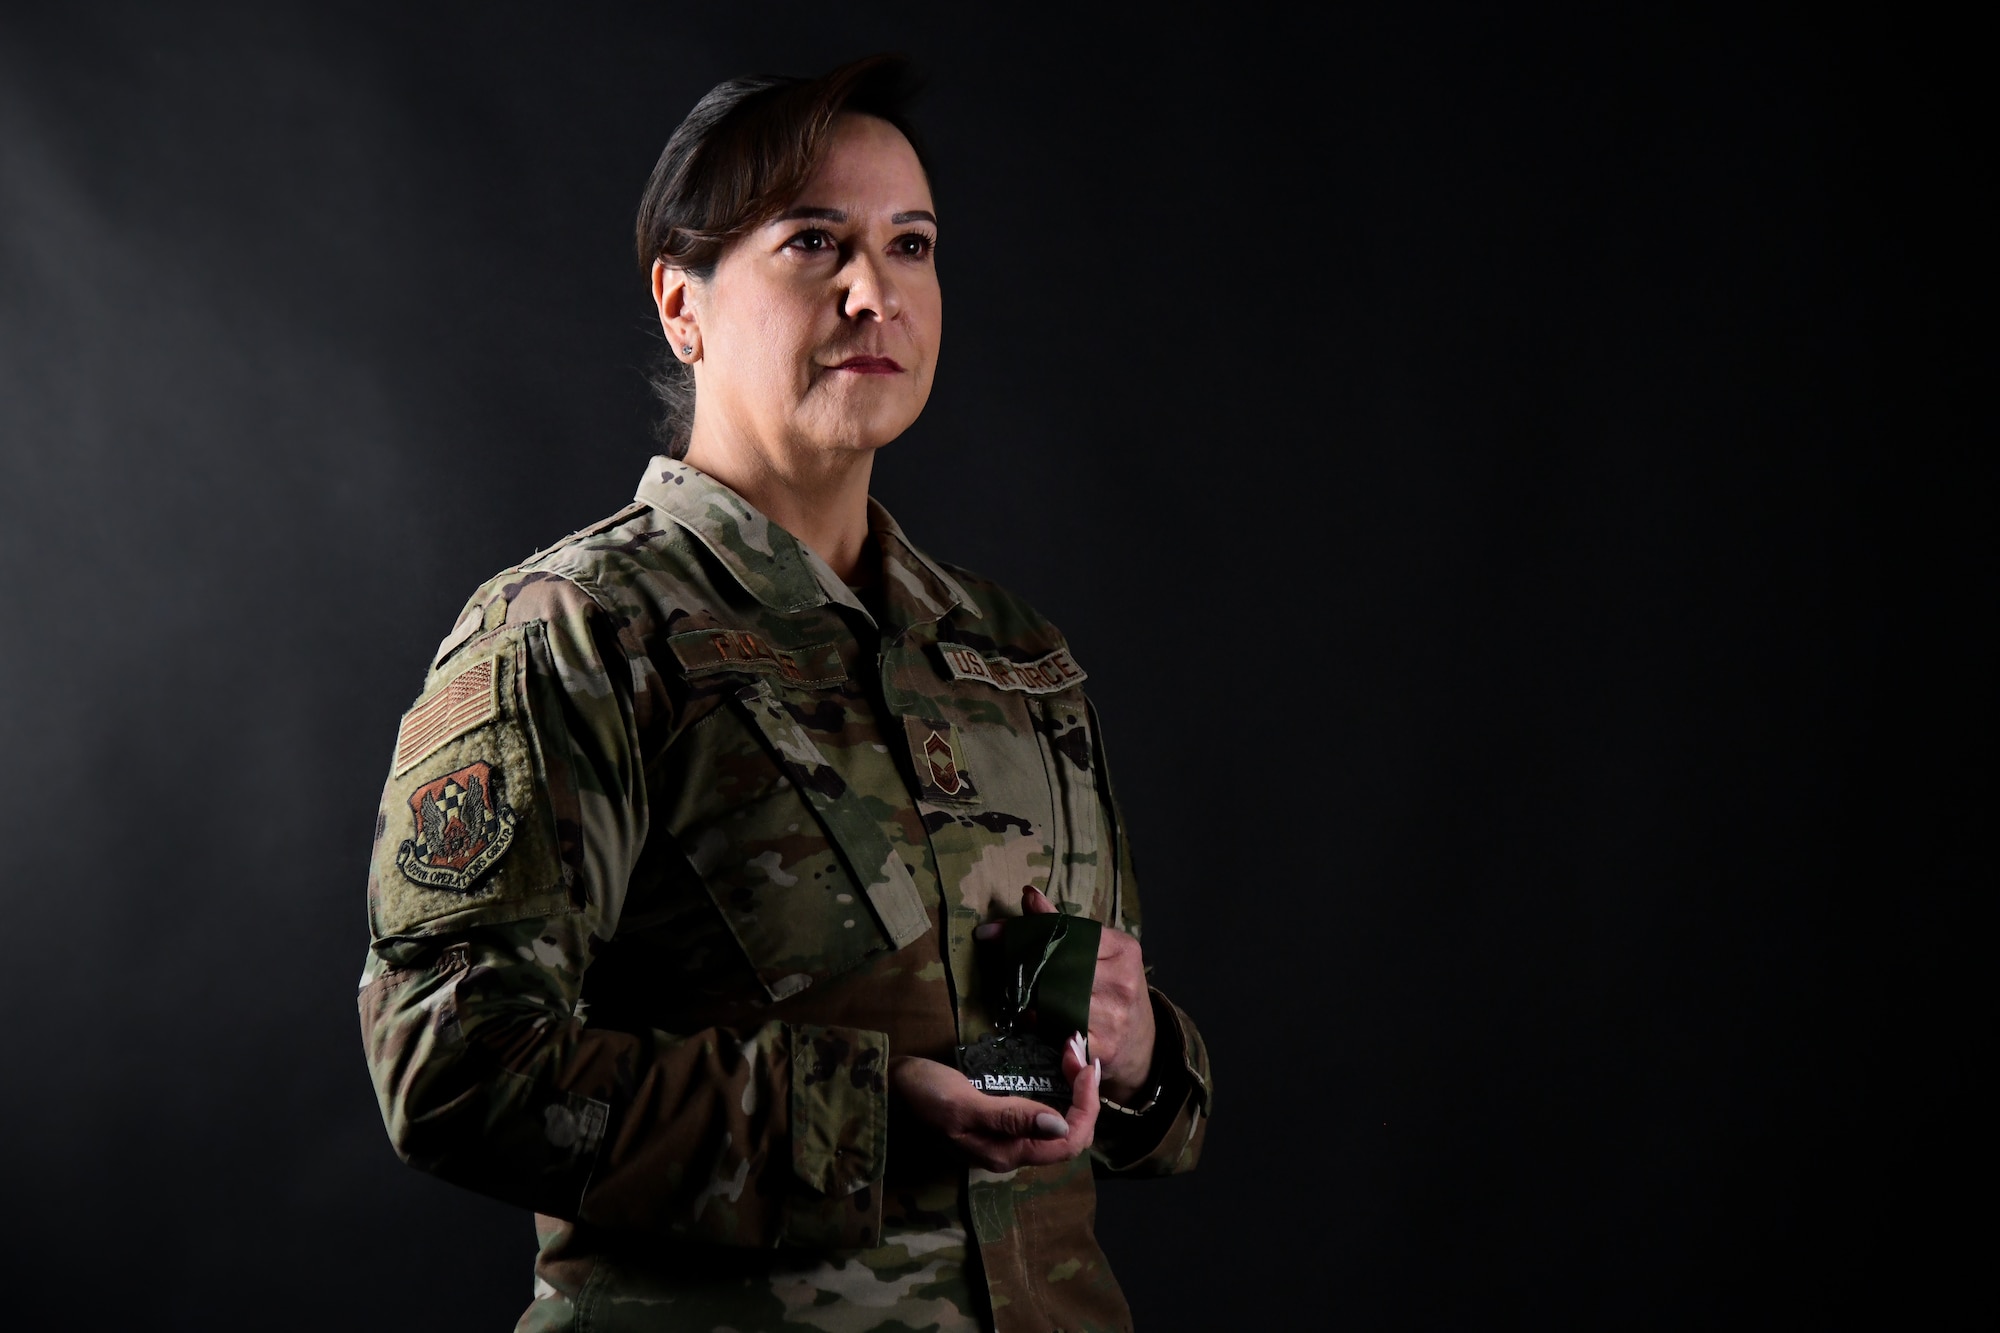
[394,760,517,892]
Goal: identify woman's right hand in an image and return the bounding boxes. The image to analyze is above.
[888,1035,1101,1173]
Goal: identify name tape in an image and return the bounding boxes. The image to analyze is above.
[669,629,844,687]
[937,642,1086,696]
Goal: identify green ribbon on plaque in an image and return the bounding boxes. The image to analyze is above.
[995,911,1100,1040]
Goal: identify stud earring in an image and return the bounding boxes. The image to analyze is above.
[681,344,693,356]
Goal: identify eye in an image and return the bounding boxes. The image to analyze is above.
[784,228,838,256]
[892,231,936,260]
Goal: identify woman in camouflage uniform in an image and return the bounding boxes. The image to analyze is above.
[360,56,1210,1333]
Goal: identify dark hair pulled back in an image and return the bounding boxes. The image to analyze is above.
[635,54,930,457]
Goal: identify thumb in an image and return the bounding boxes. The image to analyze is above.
[1023,886,1058,915]
[970,1095,1070,1140]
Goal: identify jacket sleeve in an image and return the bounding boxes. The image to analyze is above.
[358,571,886,1248]
[1084,699,1213,1178]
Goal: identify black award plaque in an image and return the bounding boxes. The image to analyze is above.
[958,1030,1070,1109]
[956,909,1102,1111]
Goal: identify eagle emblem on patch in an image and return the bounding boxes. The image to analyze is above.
[394,760,517,892]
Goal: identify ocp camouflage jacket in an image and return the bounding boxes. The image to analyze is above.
[359,458,1211,1333]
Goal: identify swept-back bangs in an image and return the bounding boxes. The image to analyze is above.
[635,53,930,279]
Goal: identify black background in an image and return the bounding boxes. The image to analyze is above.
[0,4,1985,1328]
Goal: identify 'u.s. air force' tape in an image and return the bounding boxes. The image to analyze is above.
[936,642,1085,695]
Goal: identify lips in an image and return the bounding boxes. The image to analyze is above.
[829,355,904,375]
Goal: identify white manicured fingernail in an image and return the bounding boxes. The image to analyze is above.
[1034,1112,1067,1136]
[1069,1032,1086,1063]
[1091,1057,1101,1081]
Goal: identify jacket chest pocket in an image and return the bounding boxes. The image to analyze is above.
[663,680,930,1004]
[905,685,1108,922]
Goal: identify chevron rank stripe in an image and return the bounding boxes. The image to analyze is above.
[394,657,498,775]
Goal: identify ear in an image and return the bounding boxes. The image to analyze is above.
[652,260,700,362]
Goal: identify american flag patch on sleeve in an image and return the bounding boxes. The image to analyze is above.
[394,657,499,775]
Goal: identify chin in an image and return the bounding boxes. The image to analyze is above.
[827,425,906,454]
[802,402,924,455]
[824,368,926,419]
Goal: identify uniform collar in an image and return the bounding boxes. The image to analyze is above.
[634,455,980,625]
[866,497,983,626]
[635,456,823,612]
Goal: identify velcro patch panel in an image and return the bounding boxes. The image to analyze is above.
[394,656,498,775]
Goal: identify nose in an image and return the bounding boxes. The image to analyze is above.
[838,250,900,323]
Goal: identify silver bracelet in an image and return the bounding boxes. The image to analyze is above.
[1099,1084,1162,1118]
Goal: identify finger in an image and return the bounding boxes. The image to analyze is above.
[969,1145,1017,1173]
[1023,886,1058,914]
[1067,1056,1102,1140]
[1014,1058,1102,1166]
[973,921,1002,941]
[961,1093,1071,1141]
[1083,1027,1116,1079]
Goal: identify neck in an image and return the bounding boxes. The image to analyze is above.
[681,423,876,582]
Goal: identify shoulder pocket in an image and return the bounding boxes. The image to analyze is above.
[368,623,569,939]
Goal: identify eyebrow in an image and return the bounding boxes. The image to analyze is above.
[771,206,938,226]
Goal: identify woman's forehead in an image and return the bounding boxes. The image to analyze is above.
[784,113,933,220]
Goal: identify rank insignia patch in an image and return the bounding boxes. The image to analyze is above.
[394,760,517,892]
[904,716,977,803]
[924,730,964,795]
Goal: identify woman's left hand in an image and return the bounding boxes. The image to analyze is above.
[1011,886,1157,1105]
